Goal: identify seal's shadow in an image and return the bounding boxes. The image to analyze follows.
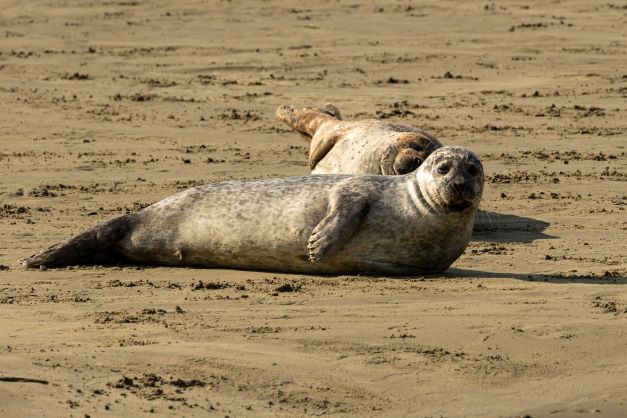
[472,211,554,243]
[446,267,627,284]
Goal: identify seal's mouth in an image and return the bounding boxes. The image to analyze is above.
[446,199,473,212]
[431,191,477,213]
[442,187,478,212]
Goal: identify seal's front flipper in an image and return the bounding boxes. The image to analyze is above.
[275,104,342,141]
[308,188,369,262]
[309,133,341,170]
[21,214,135,268]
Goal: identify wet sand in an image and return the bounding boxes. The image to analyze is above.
[0,0,626,416]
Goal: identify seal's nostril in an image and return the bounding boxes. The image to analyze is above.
[467,165,479,176]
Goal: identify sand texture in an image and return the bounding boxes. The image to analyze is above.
[0,0,626,416]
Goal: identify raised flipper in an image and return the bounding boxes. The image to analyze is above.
[21,214,135,268]
[308,132,341,170]
[308,186,370,262]
[275,104,342,141]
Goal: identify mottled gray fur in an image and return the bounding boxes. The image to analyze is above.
[22,147,483,275]
[276,104,443,175]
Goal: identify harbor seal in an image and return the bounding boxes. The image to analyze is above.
[276,103,443,175]
[22,147,483,275]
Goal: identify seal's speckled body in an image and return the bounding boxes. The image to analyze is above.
[22,147,483,275]
[276,104,443,175]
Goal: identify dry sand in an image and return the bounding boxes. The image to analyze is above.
[1,0,626,416]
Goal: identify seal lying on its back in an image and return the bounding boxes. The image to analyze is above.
[276,103,443,175]
[22,147,483,275]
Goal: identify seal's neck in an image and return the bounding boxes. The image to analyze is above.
[404,173,437,216]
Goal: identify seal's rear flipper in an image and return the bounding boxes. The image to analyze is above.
[275,104,342,141]
[21,214,135,268]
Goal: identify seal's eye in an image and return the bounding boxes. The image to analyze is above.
[436,165,450,175]
[394,154,422,174]
[467,165,479,177]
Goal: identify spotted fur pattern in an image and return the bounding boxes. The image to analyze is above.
[23,147,483,275]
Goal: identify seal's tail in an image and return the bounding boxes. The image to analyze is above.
[275,104,342,141]
[21,214,135,268]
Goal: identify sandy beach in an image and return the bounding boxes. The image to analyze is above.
[0,0,626,416]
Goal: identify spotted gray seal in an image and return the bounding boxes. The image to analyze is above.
[276,103,443,175]
[22,147,483,275]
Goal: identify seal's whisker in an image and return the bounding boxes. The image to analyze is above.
[485,211,493,227]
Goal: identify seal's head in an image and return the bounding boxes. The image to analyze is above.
[417,146,484,213]
[387,132,443,175]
